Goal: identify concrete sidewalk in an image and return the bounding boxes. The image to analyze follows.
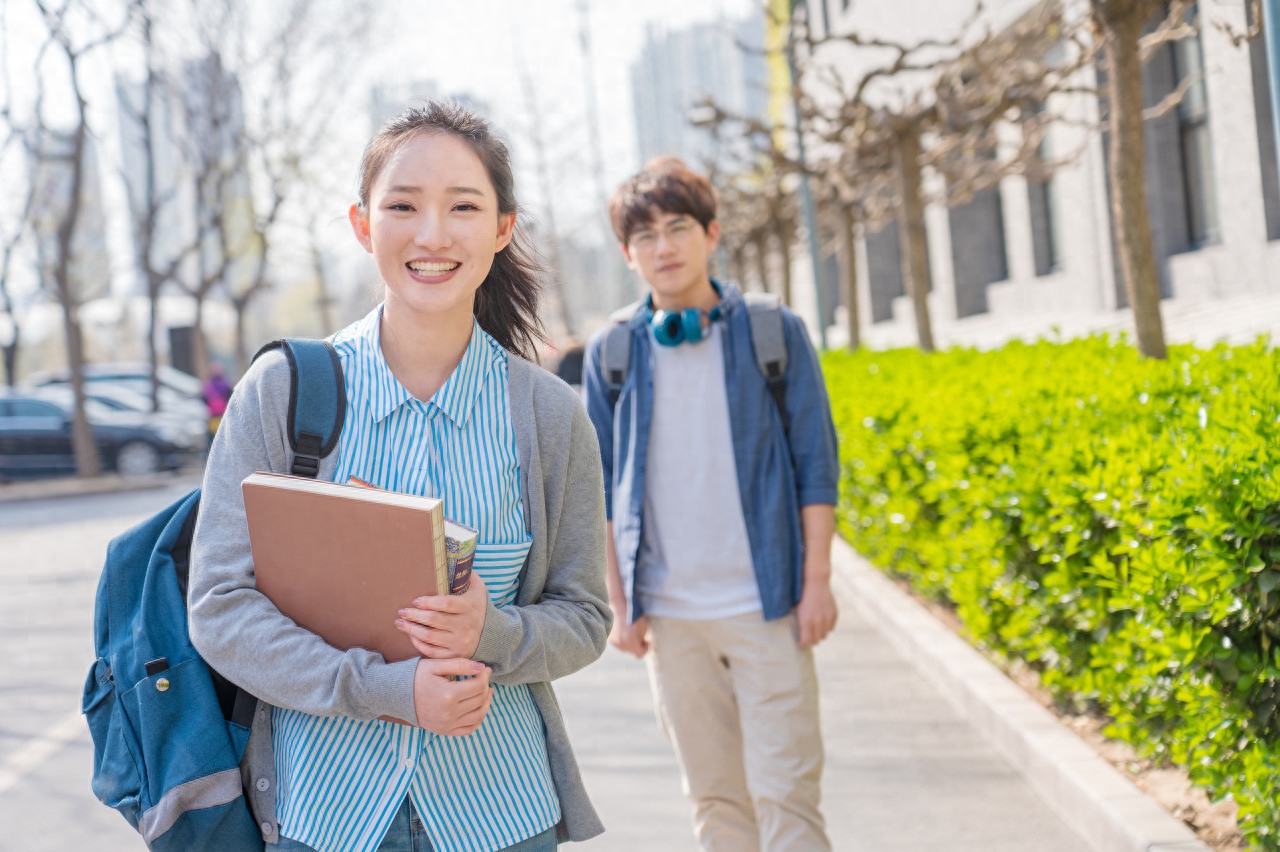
[557,571,1089,851]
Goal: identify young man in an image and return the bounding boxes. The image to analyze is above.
[583,157,840,851]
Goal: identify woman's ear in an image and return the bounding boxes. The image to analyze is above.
[349,203,372,253]
[495,211,516,253]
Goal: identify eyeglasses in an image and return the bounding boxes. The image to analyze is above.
[627,219,699,251]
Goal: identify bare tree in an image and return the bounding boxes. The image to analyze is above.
[705,0,1111,352]
[511,22,575,339]
[170,3,247,381]
[28,0,135,476]
[116,0,202,408]
[1089,0,1200,359]
[0,1,37,387]
[220,0,375,374]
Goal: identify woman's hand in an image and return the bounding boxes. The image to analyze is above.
[413,658,493,736]
[396,571,490,660]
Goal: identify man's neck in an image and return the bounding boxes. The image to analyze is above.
[650,276,720,314]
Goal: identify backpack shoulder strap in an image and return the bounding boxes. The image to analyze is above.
[743,292,790,436]
[602,300,644,405]
[252,338,345,478]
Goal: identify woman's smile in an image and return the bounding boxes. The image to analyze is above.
[406,258,462,283]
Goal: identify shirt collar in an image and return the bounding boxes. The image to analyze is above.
[428,317,495,428]
[349,307,496,428]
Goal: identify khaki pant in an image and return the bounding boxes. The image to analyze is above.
[645,611,830,852]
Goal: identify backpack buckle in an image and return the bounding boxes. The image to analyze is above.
[291,432,322,477]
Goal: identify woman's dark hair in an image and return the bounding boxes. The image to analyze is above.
[357,100,546,360]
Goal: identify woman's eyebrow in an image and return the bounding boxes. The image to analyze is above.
[384,185,484,196]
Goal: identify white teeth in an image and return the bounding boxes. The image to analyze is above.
[408,261,460,274]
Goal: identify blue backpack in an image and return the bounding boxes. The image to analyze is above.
[81,339,345,851]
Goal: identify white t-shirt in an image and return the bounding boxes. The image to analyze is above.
[635,323,762,620]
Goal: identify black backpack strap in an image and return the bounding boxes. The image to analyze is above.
[743,293,790,437]
[252,338,346,478]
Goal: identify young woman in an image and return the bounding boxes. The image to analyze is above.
[188,101,610,852]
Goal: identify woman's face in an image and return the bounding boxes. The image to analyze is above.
[350,132,515,324]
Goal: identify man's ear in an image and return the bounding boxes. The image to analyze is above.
[619,241,639,272]
[705,219,721,253]
[349,204,372,253]
[495,211,516,252]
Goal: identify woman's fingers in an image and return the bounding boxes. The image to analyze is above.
[397,617,453,643]
[398,607,448,627]
[409,594,468,613]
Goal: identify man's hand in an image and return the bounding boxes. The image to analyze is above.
[796,575,838,648]
[609,605,650,658]
[396,572,489,660]
[413,658,493,736]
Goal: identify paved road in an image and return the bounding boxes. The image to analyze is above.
[0,486,1090,851]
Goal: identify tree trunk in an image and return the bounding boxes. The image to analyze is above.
[61,305,100,476]
[234,302,249,378]
[838,205,862,351]
[729,245,745,291]
[773,219,793,306]
[1099,5,1168,359]
[754,235,770,294]
[895,128,936,352]
[192,297,209,381]
[146,274,161,411]
[52,74,101,477]
[2,326,19,387]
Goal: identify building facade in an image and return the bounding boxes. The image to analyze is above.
[630,13,769,168]
[787,0,1280,346]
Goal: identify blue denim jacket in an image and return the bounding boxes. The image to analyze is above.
[583,281,839,623]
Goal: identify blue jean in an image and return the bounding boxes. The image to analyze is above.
[274,797,558,852]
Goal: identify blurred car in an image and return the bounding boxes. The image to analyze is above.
[34,384,208,453]
[29,363,208,420]
[0,388,203,480]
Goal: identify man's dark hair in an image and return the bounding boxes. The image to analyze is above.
[608,157,717,246]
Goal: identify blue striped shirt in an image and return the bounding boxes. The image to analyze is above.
[273,307,561,852]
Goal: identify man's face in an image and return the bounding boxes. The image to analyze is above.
[621,211,720,303]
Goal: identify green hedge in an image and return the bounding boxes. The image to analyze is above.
[824,337,1280,848]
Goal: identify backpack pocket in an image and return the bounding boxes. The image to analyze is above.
[120,656,243,813]
[82,657,144,829]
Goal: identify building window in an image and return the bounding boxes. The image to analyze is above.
[1247,0,1280,239]
[865,220,906,324]
[1027,174,1059,276]
[1172,23,1219,245]
[949,189,1008,317]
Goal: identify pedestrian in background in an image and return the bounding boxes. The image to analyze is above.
[583,157,840,851]
[202,361,232,445]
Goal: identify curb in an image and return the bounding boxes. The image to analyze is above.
[0,472,200,504]
[831,538,1210,852]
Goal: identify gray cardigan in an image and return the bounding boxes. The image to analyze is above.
[189,348,611,845]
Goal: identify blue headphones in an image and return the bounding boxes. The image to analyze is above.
[646,283,724,347]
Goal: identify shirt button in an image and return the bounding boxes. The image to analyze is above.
[403,758,413,769]
[256,778,270,792]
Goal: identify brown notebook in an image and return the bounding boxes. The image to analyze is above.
[242,472,446,666]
